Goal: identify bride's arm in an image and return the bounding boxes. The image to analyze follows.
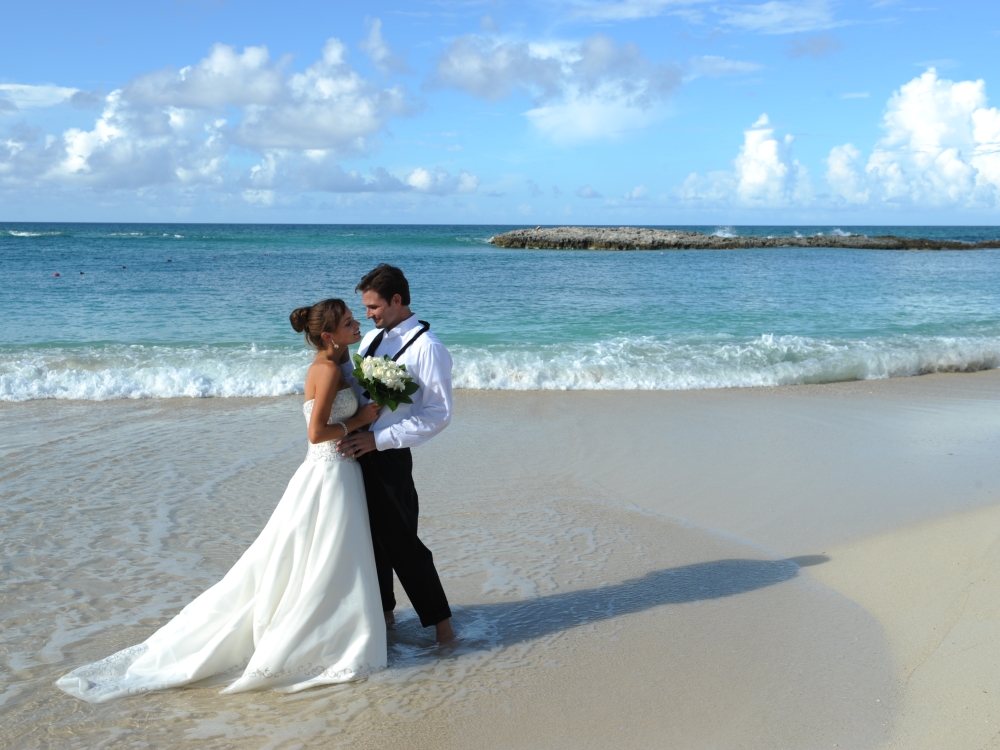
[308,362,379,444]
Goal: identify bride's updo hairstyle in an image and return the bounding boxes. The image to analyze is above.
[289,298,347,350]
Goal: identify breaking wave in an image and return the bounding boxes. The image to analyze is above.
[0,344,311,402]
[2,335,999,401]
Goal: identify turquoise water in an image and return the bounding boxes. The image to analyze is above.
[2,223,1000,399]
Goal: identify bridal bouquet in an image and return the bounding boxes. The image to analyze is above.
[352,354,420,411]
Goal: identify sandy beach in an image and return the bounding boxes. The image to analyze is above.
[3,371,1000,749]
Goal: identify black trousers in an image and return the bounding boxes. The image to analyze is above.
[359,448,452,628]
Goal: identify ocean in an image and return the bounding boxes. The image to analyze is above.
[6,223,998,748]
[2,222,999,400]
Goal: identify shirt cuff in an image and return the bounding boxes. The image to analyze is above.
[373,427,394,451]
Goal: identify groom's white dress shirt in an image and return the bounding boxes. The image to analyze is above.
[343,314,453,451]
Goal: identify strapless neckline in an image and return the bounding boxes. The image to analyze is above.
[303,388,354,407]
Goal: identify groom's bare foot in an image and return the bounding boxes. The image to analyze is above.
[435,618,456,644]
[384,610,395,628]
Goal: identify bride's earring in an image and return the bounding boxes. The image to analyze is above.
[333,343,340,349]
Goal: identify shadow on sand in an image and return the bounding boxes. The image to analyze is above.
[391,555,830,652]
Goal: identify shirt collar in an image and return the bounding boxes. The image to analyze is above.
[383,313,420,340]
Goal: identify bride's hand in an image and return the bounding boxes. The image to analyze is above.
[355,402,381,427]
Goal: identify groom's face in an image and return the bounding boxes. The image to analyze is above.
[362,290,404,329]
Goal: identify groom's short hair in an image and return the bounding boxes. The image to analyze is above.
[357,264,410,306]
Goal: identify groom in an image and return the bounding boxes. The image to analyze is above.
[336,264,455,643]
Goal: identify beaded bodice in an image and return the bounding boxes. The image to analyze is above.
[303,389,359,462]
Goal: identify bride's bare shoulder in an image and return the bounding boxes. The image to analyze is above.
[304,358,342,401]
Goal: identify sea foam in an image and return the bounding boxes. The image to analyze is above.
[0,345,310,402]
[2,336,998,401]
[451,335,1000,390]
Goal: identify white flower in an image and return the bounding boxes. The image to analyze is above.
[360,356,410,391]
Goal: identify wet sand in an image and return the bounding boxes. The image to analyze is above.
[3,371,1000,748]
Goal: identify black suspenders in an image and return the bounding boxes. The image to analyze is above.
[364,320,430,360]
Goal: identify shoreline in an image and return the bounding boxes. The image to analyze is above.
[3,370,1000,748]
[491,225,1000,250]
[2,365,999,407]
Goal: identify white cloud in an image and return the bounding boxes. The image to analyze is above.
[124,44,284,107]
[576,185,603,198]
[826,69,1000,207]
[359,17,407,74]
[670,69,1000,213]
[434,36,563,101]
[568,0,704,21]
[436,33,681,144]
[245,150,407,193]
[458,171,481,193]
[734,115,811,204]
[719,0,841,34]
[240,150,478,197]
[687,55,763,79]
[406,167,438,191]
[825,143,868,203]
[785,32,842,58]
[0,84,79,110]
[242,189,275,206]
[234,39,409,150]
[406,167,480,195]
[0,34,475,200]
[564,0,848,35]
[51,90,229,188]
[624,184,648,199]
[678,113,811,206]
[525,91,662,144]
[677,170,738,204]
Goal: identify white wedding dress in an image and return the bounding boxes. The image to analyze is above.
[56,389,387,703]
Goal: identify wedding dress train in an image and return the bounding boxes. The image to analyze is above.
[56,389,387,703]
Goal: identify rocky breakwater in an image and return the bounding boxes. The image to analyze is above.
[490,226,1000,251]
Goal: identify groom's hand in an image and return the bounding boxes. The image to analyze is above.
[337,430,377,459]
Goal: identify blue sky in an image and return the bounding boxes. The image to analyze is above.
[2,0,999,224]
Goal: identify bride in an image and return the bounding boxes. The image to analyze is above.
[57,299,387,702]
